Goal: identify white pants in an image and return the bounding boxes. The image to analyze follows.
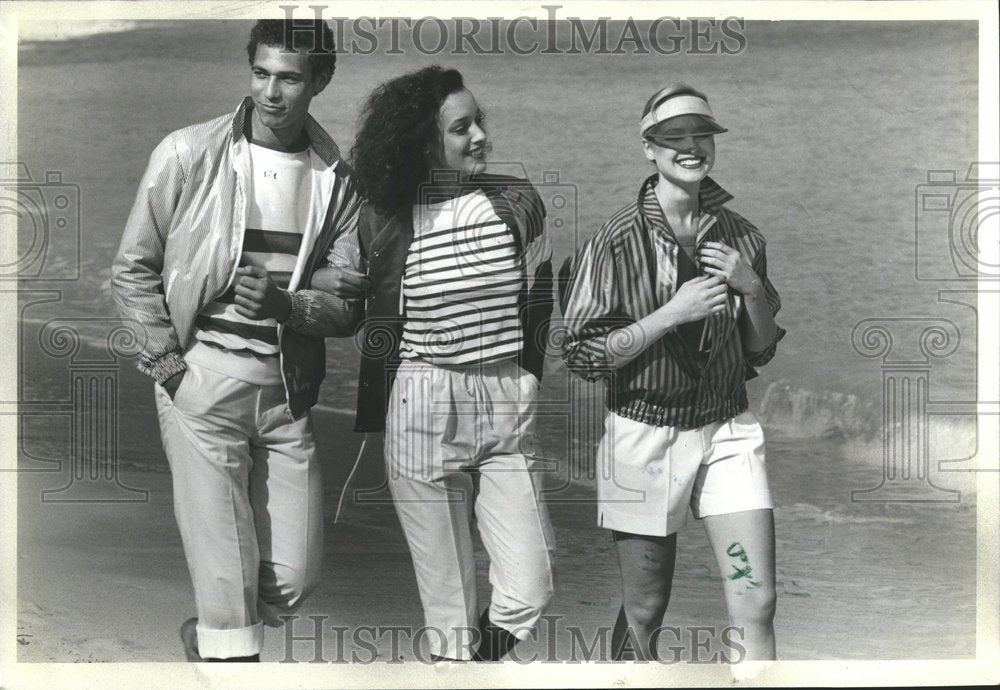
[385,359,555,660]
[154,360,324,659]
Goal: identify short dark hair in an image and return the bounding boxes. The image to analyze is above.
[246,19,337,83]
[351,66,481,218]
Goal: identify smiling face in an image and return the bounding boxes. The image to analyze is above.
[249,43,330,141]
[642,133,716,191]
[432,89,488,179]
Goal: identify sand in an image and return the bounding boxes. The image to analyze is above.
[15,392,978,668]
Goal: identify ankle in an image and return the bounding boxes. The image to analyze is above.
[472,609,519,662]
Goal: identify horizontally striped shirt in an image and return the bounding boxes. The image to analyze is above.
[195,141,312,356]
[560,174,786,428]
[399,189,523,365]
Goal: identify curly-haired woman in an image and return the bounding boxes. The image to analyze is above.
[313,66,556,662]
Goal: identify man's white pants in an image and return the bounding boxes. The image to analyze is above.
[154,360,324,659]
[385,359,556,661]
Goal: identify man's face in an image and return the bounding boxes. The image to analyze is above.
[249,43,329,135]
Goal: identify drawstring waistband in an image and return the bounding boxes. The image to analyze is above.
[461,368,495,430]
[334,434,368,524]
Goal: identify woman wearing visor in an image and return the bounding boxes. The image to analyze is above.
[560,83,785,661]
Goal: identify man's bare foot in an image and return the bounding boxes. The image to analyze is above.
[180,617,203,662]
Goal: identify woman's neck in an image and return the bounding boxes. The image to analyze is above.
[420,171,472,206]
[654,176,701,238]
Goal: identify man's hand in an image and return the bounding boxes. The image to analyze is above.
[162,370,187,401]
[663,275,729,324]
[234,265,291,321]
[311,266,371,302]
[698,241,761,295]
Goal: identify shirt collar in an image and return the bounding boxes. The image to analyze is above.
[638,172,733,218]
[637,172,733,241]
[230,97,341,167]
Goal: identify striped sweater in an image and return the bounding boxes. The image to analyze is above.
[399,190,523,365]
[195,142,312,356]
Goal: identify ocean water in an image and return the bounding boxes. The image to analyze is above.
[16,19,979,413]
[12,18,982,661]
[15,17,983,479]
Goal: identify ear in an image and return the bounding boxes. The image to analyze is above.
[641,138,656,162]
[311,69,332,96]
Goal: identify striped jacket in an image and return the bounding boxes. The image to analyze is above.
[322,174,554,432]
[560,173,785,428]
[111,98,361,417]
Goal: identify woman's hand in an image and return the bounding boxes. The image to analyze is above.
[698,241,761,296]
[661,274,728,325]
[312,266,371,301]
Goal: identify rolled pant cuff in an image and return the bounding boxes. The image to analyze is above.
[196,621,264,659]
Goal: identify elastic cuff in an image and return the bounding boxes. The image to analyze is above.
[284,290,309,331]
[139,350,187,384]
[196,621,264,660]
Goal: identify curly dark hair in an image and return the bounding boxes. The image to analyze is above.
[246,19,337,83]
[350,66,485,218]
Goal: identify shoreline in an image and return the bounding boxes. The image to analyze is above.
[16,400,977,663]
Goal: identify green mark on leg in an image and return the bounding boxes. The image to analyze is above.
[725,542,762,589]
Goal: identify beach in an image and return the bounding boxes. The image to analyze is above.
[15,356,978,665]
[7,12,990,683]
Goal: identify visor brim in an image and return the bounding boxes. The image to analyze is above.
[642,114,727,140]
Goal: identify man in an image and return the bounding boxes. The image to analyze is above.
[111,19,364,662]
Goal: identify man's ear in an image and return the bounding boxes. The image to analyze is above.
[312,69,333,96]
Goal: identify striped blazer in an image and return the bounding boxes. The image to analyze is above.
[111,97,362,417]
[560,173,785,428]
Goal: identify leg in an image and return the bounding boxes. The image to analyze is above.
[702,509,776,660]
[250,384,324,627]
[385,362,480,661]
[612,531,677,660]
[154,363,263,660]
[693,411,776,661]
[388,462,478,661]
[470,362,555,660]
[471,453,555,659]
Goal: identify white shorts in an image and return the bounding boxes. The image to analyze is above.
[596,410,773,537]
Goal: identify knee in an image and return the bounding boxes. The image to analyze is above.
[623,593,670,629]
[533,580,555,614]
[260,562,321,612]
[730,587,776,628]
[492,578,553,630]
[519,579,555,619]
